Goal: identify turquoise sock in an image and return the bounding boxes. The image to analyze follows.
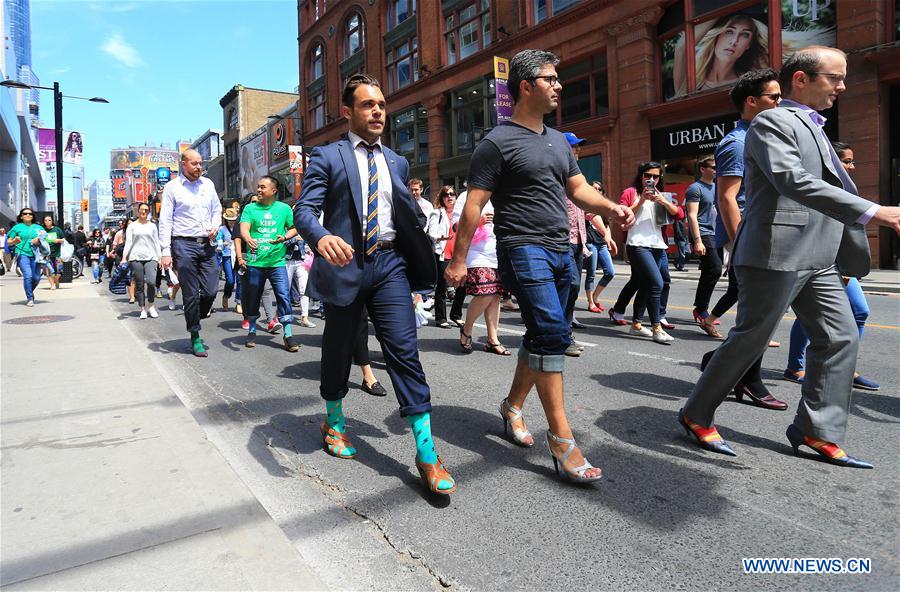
[248,324,256,334]
[407,413,453,490]
[325,399,346,433]
[324,400,354,457]
[190,332,204,352]
[283,322,293,337]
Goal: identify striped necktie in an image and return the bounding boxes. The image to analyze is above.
[364,144,379,256]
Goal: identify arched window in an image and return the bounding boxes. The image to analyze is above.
[310,43,325,81]
[345,13,364,58]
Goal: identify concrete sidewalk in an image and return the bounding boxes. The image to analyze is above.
[607,260,900,293]
[0,276,326,590]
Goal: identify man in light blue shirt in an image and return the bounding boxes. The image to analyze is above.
[159,149,222,357]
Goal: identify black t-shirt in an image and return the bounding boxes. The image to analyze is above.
[467,121,581,251]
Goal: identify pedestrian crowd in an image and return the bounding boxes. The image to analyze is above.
[6,46,898,496]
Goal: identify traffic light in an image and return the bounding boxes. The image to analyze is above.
[81,199,89,212]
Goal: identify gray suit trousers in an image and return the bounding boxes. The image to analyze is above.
[682,265,858,444]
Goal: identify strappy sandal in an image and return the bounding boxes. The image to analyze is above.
[459,328,473,353]
[484,341,511,356]
[415,456,457,495]
[698,320,722,339]
[320,422,356,459]
[499,398,534,447]
[546,430,602,482]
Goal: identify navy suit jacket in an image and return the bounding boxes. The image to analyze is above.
[294,136,436,307]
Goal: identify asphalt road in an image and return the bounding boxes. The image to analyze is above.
[109,272,899,592]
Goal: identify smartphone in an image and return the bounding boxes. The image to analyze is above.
[644,179,654,189]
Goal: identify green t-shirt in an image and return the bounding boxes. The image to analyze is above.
[43,226,64,257]
[240,200,293,267]
[8,223,40,257]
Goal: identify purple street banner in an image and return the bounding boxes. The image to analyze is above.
[38,128,55,163]
[493,56,512,124]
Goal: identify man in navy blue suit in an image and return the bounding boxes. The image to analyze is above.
[295,74,456,495]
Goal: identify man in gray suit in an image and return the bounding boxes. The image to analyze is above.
[679,47,900,468]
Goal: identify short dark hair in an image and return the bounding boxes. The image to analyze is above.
[729,68,779,112]
[780,47,846,94]
[342,73,381,107]
[831,141,851,157]
[508,49,559,103]
[631,161,666,192]
[258,175,279,191]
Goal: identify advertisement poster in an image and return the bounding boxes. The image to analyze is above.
[269,118,294,166]
[692,4,769,93]
[493,56,512,123]
[240,131,268,195]
[38,128,56,163]
[110,148,180,173]
[63,130,84,165]
[781,0,836,59]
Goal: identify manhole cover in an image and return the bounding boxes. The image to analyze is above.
[3,315,75,325]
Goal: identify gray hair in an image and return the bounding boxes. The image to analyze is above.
[508,49,559,103]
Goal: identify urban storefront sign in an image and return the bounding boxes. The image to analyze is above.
[650,115,738,160]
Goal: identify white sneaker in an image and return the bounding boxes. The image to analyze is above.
[140,310,148,319]
[299,317,316,328]
[652,328,675,344]
[148,306,159,318]
[167,287,173,299]
[168,302,176,311]
[629,324,652,337]
[25,300,34,307]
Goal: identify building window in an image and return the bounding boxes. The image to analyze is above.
[544,53,609,126]
[225,141,240,198]
[533,0,580,23]
[389,106,429,165]
[386,37,419,93]
[312,0,326,21]
[344,13,364,58]
[449,77,496,156]
[309,43,325,82]
[444,0,491,66]
[388,0,416,31]
[308,90,326,131]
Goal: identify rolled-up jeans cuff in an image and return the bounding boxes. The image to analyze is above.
[518,345,565,373]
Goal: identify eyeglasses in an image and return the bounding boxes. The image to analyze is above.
[443,192,456,197]
[702,164,717,169]
[840,158,855,165]
[811,72,846,84]
[758,92,782,101]
[643,173,661,179]
[531,75,559,86]
[21,212,33,216]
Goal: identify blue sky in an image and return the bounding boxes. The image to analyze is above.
[31,0,299,190]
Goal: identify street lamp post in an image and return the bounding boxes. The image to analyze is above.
[0,80,108,228]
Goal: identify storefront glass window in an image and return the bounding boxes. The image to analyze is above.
[389,106,429,165]
[449,78,496,156]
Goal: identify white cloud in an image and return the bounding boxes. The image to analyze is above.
[100,33,144,68]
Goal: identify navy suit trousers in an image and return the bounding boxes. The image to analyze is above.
[171,239,218,332]
[320,249,431,417]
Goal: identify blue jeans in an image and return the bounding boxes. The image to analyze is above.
[787,277,869,372]
[584,241,615,292]
[498,245,573,372]
[244,265,292,326]
[565,243,585,323]
[92,259,102,281]
[18,254,41,301]
[613,248,670,322]
[627,245,666,325]
[221,256,235,299]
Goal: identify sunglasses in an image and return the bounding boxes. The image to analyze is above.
[840,159,855,165]
[21,212,33,216]
[758,92,782,101]
[643,174,661,179]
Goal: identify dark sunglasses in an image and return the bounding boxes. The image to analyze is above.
[758,92,782,101]
[21,211,34,215]
[642,173,661,179]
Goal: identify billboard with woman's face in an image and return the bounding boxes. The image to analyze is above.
[63,130,84,165]
[693,8,769,93]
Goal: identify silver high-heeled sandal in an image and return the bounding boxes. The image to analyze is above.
[546,430,602,482]
[500,398,534,447]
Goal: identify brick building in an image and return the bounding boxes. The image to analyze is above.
[297,0,900,268]
[218,85,298,201]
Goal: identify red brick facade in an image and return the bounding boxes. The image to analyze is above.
[297,0,899,267]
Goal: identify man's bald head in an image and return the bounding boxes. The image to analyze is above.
[780,46,847,110]
[181,149,203,181]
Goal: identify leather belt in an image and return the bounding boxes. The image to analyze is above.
[373,240,394,251]
[173,236,210,244]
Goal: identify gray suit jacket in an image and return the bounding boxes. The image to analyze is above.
[735,105,872,277]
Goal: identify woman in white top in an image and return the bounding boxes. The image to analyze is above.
[426,186,456,328]
[450,190,509,355]
[610,162,680,344]
[123,203,162,319]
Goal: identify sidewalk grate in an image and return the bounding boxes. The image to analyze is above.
[3,315,74,325]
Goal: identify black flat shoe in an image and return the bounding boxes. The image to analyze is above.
[786,424,873,469]
[678,409,736,456]
[733,382,788,411]
[361,380,387,397]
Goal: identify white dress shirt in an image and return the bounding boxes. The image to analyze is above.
[158,175,222,256]
[348,131,395,242]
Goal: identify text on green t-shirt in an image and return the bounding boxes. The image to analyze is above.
[240,200,294,267]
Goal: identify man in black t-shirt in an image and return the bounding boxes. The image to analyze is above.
[447,49,633,483]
